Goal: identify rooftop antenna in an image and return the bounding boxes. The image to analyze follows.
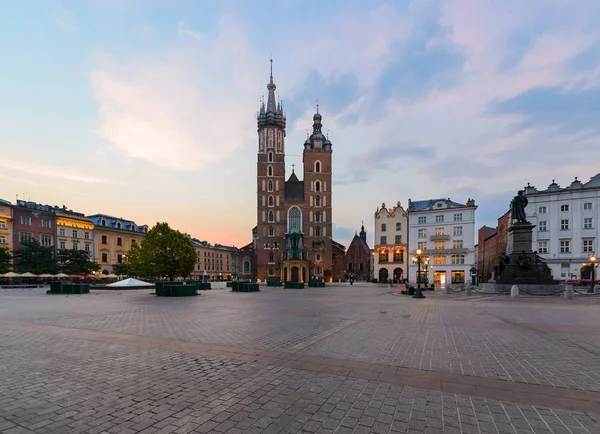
[316,99,319,113]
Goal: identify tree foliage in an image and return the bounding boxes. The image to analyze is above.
[112,263,130,276]
[13,239,57,274]
[128,222,196,280]
[0,248,11,274]
[57,249,100,275]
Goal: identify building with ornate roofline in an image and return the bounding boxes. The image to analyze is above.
[524,173,600,280]
[374,202,408,283]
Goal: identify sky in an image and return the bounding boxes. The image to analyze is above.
[1,0,600,249]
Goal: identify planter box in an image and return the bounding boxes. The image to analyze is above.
[156,283,197,297]
[232,282,260,292]
[196,282,211,290]
[266,281,282,287]
[47,282,90,295]
[308,281,325,288]
[284,282,305,289]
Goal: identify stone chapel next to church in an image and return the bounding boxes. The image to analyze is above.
[238,61,346,282]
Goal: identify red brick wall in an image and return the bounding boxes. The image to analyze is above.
[344,236,371,280]
[12,206,55,250]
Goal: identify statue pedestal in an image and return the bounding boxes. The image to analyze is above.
[506,222,534,254]
[498,222,554,285]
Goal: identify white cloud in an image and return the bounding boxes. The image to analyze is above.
[0,158,115,184]
[91,16,262,171]
[53,9,79,33]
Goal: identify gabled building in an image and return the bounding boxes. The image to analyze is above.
[344,224,371,281]
[88,214,148,273]
[407,198,477,286]
[374,202,408,283]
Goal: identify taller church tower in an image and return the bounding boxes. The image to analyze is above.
[255,60,286,279]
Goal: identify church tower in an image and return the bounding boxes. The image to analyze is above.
[302,107,334,280]
[256,59,286,280]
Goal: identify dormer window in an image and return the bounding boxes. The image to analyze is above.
[132,224,136,231]
[144,227,148,233]
[116,222,122,229]
[101,219,106,226]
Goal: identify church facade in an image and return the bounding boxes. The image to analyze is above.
[238,62,345,282]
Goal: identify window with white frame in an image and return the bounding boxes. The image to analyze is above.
[451,254,465,264]
[453,213,463,221]
[582,239,594,253]
[538,206,547,214]
[267,165,273,176]
[41,219,51,228]
[19,232,32,242]
[268,180,273,192]
[396,222,401,231]
[73,230,78,238]
[84,232,90,240]
[268,196,274,207]
[268,227,274,237]
[560,204,569,212]
[584,218,593,229]
[435,227,444,235]
[418,216,426,224]
[0,236,6,244]
[538,240,548,254]
[560,219,569,230]
[453,239,463,249]
[73,242,79,250]
[268,210,274,222]
[268,151,273,162]
[395,235,401,243]
[418,229,427,238]
[21,216,31,225]
[453,226,463,236]
[559,240,570,253]
[85,244,91,252]
[381,223,386,232]
[0,221,5,229]
[538,221,547,231]
[436,215,444,223]
[41,234,52,247]
[583,202,593,210]
[417,241,427,250]
[435,241,444,250]
[59,241,66,249]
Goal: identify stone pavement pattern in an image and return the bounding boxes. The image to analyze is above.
[1,283,599,433]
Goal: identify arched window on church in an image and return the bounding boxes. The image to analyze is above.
[315,212,321,223]
[268,151,273,162]
[268,210,274,222]
[315,161,321,173]
[268,180,273,192]
[269,253,274,263]
[315,181,321,192]
[268,227,274,237]
[267,165,273,176]
[287,206,302,232]
[315,227,321,237]
[268,196,274,207]
[315,196,321,207]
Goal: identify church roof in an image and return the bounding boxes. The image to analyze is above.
[285,172,304,201]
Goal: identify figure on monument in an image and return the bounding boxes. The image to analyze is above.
[510,190,529,223]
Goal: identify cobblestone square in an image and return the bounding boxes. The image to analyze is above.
[1,283,600,433]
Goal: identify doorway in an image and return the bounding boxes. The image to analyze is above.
[291,266,299,282]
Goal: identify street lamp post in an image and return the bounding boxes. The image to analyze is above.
[411,249,429,299]
[589,255,597,293]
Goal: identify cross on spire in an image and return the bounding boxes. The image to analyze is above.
[291,163,295,173]
[316,99,319,113]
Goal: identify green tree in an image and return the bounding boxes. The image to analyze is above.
[129,222,196,280]
[0,248,12,274]
[57,249,100,275]
[112,263,129,276]
[13,239,58,274]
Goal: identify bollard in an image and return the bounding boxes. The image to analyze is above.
[466,285,472,296]
[564,286,573,299]
[595,284,600,294]
[511,285,519,298]
[445,286,450,295]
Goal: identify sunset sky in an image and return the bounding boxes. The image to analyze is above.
[1,0,599,249]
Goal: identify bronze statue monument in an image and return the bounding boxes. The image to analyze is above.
[510,190,528,223]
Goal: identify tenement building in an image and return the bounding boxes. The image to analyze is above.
[0,199,13,254]
[55,207,95,260]
[476,211,510,282]
[373,202,408,283]
[524,173,600,280]
[12,200,55,250]
[239,61,345,282]
[190,238,237,281]
[88,214,148,274]
[407,198,477,286]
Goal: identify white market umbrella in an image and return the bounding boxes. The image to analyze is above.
[20,272,38,278]
[2,272,21,278]
[54,273,70,278]
[38,273,53,278]
[106,273,118,278]
[106,278,153,288]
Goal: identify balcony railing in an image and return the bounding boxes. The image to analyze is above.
[429,234,450,241]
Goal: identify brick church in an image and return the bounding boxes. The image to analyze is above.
[238,61,346,282]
